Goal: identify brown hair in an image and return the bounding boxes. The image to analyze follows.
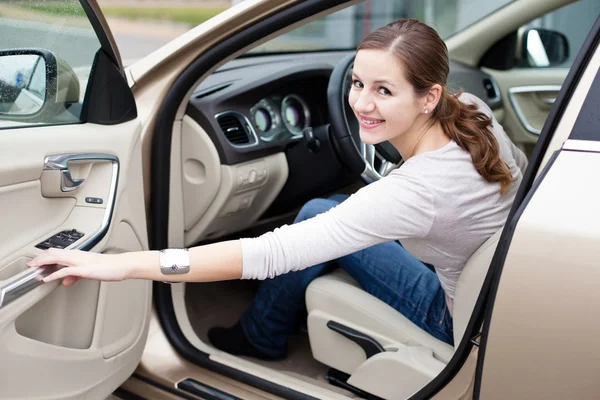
[358,19,513,194]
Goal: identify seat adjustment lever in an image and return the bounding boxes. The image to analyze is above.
[327,320,385,358]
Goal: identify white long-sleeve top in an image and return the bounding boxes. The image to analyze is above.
[240,93,526,313]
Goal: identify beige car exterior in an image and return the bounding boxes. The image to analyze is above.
[0,0,599,399]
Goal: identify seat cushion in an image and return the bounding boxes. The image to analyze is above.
[306,269,455,364]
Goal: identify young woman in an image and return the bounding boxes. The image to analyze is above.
[29,19,527,361]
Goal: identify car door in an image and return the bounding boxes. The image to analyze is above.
[0,1,151,399]
[480,0,600,158]
[474,13,600,400]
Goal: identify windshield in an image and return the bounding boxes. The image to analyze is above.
[250,0,514,54]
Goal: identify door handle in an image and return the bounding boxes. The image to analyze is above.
[0,265,59,309]
[0,153,120,310]
[541,97,556,105]
[44,153,118,192]
[60,169,85,192]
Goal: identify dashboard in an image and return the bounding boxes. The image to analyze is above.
[187,51,501,165]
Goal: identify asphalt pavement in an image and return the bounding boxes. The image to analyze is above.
[1,17,182,68]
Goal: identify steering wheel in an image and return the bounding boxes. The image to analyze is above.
[327,54,402,183]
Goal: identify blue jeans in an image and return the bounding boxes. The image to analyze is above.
[240,194,453,359]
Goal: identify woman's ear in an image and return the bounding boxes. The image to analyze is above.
[425,84,443,112]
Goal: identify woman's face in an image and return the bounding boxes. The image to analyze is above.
[348,49,425,147]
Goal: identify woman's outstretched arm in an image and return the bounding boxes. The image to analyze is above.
[27,240,243,286]
[29,168,433,287]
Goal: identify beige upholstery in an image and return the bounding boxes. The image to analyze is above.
[305,230,502,397]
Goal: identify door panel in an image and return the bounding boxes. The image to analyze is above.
[0,120,151,399]
[483,67,568,155]
[478,149,600,399]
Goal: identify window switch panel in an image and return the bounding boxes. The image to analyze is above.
[35,229,84,250]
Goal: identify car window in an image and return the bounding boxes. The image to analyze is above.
[521,0,600,68]
[249,0,514,54]
[0,0,102,129]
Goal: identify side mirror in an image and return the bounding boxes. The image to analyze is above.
[0,49,80,122]
[521,28,569,67]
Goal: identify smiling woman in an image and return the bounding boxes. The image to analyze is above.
[4,0,600,399]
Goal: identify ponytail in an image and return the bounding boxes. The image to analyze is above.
[435,89,513,194]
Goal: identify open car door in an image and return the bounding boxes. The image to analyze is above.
[475,15,600,400]
[0,1,151,398]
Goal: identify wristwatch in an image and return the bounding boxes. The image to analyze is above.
[159,248,190,277]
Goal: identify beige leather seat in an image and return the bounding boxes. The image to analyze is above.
[305,230,502,399]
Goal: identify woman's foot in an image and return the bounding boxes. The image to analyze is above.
[207,323,284,361]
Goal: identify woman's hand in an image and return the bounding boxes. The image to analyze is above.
[27,249,132,287]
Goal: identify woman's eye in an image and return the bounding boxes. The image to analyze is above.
[378,87,391,96]
[352,79,363,89]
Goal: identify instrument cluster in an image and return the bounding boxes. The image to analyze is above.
[249,94,310,142]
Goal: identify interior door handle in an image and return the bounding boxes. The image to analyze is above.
[44,153,118,192]
[0,153,120,310]
[0,265,59,309]
[60,169,85,192]
[542,97,556,105]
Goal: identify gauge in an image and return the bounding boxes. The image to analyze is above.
[281,94,310,136]
[254,109,271,132]
[250,98,280,142]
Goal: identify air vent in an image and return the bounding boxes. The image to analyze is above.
[216,112,256,147]
[483,78,499,100]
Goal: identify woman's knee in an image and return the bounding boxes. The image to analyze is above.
[296,198,340,222]
[327,193,350,204]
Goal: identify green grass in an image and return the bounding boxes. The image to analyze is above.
[101,7,226,26]
[13,2,225,26]
[14,2,86,17]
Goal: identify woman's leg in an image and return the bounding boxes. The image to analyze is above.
[209,194,452,360]
[208,195,349,360]
[336,242,453,344]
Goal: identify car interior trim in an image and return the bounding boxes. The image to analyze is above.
[507,85,562,135]
[177,378,244,400]
[131,373,200,400]
[111,387,146,400]
[151,1,357,398]
[0,153,119,310]
[473,14,600,399]
[82,50,138,125]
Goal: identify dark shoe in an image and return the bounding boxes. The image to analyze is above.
[208,322,284,361]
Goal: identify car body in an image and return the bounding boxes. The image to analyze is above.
[0,0,599,399]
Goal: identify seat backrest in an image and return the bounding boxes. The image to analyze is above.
[452,229,502,345]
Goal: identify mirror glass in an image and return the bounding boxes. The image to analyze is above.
[0,54,46,115]
[525,29,568,67]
